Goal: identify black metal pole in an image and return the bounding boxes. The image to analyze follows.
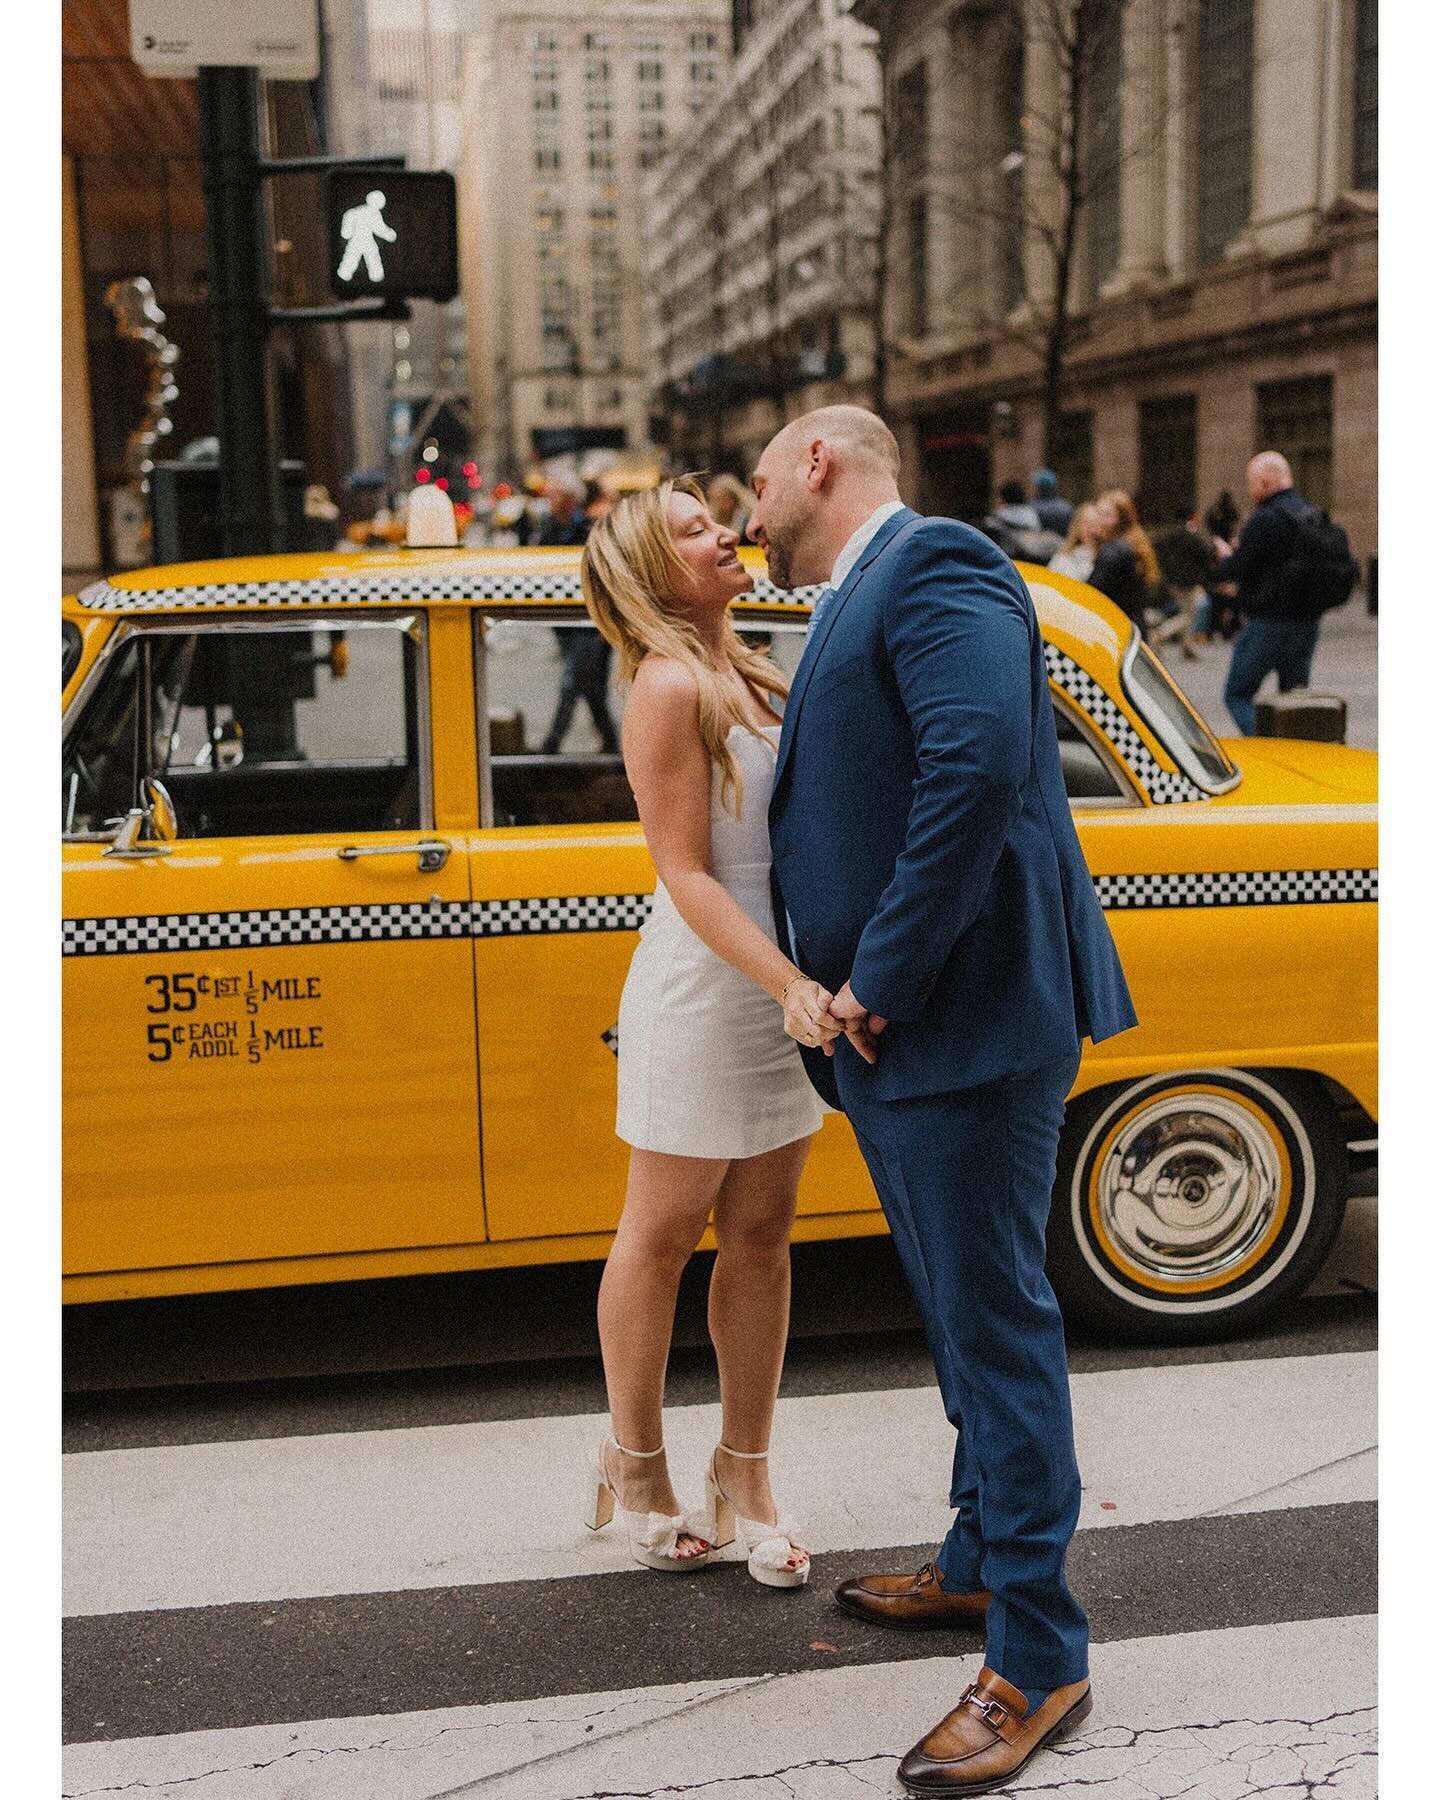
[197,66,275,555]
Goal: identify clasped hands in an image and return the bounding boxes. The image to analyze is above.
[781,977,888,1065]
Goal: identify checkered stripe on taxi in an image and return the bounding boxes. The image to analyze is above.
[63,871,1375,957]
[1044,644,1204,805]
[75,573,817,611]
[1094,868,1378,909]
[470,894,653,936]
[63,901,475,957]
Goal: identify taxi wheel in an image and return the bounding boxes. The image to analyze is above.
[1046,1068,1347,1345]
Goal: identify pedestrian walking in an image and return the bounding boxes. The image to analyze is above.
[981,480,1063,563]
[1215,452,1359,734]
[1031,468,1074,536]
[1152,503,1220,660]
[1088,490,1160,634]
[578,477,828,1588]
[1047,501,1103,582]
[540,482,621,755]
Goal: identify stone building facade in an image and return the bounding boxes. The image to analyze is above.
[458,0,729,478]
[643,0,883,474]
[856,0,1378,567]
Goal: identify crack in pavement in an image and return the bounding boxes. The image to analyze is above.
[61,1686,755,1798]
[1201,1443,1377,1517]
[62,1698,1378,1799]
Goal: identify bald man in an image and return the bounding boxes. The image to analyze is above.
[749,406,1135,1796]
[1214,452,1324,733]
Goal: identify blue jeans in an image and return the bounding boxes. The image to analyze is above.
[845,1050,1088,1694]
[1223,615,1321,734]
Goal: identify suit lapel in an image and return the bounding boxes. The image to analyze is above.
[773,506,918,792]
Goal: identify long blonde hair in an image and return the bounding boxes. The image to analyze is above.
[580,477,789,815]
[1098,488,1160,587]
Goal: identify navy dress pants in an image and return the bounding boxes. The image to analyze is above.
[841,1049,1088,1693]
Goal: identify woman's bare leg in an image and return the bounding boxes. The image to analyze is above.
[706,1133,813,1527]
[597,1146,729,1541]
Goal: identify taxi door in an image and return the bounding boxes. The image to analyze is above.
[61,611,483,1284]
[468,612,875,1244]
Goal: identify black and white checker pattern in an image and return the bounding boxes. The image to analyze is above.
[471,894,653,937]
[62,900,474,958]
[1044,643,1205,806]
[76,570,821,615]
[1093,867,1378,910]
[76,569,589,612]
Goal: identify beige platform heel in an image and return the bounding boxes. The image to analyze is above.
[704,1443,811,1590]
[585,1436,713,1573]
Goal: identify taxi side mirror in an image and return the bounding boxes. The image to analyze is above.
[104,777,178,858]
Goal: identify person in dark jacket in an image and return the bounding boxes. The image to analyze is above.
[1152,503,1220,660]
[1031,468,1074,536]
[540,483,621,754]
[1214,453,1323,734]
[1088,489,1159,633]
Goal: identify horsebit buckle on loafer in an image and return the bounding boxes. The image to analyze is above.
[961,1688,1009,1730]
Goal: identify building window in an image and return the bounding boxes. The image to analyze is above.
[1353,0,1378,191]
[1196,0,1254,264]
[1137,394,1197,531]
[907,194,929,338]
[1085,0,1123,297]
[999,34,1026,312]
[1257,375,1333,511]
[544,386,575,412]
[896,61,928,170]
[688,29,718,109]
[1051,409,1095,505]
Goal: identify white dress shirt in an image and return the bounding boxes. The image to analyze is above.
[828,499,906,591]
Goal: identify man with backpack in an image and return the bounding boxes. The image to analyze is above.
[1214,451,1359,734]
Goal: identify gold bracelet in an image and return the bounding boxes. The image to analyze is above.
[779,974,804,1007]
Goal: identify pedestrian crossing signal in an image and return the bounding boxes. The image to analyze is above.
[326,169,458,303]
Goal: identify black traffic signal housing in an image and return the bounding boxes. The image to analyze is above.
[326,170,459,303]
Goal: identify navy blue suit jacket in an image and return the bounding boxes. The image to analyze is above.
[768,508,1137,1108]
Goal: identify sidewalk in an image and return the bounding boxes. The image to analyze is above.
[1153,598,1377,751]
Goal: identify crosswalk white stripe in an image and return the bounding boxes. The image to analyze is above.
[59,1613,1377,1799]
[62,1351,1375,1617]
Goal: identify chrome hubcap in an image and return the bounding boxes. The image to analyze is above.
[1095,1094,1286,1284]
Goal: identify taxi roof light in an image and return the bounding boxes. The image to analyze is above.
[406,484,459,548]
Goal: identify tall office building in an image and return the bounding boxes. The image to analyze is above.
[458,0,729,477]
[643,0,883,473]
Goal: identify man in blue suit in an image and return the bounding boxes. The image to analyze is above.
[749,407,1136,1797]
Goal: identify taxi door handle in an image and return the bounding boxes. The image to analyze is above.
[337,839,451,873]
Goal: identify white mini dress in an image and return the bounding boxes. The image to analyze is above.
[616,723,828,1158]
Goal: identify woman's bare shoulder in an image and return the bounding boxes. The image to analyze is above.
[629,655,702,720]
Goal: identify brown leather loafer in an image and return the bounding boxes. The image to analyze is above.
[834,1561,989,1630]
[898,1666,1093,1795]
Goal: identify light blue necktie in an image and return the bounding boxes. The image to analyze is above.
[805,586,836,640]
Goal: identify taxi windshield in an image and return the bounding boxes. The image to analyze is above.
[1121,635,1239,792]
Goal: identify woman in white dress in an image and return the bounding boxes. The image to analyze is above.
[577,477,841,1588]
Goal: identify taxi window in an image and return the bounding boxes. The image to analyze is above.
[478,614,807,827]
[62,619,82,686]
[1122,635,1238,790]
[62,617,427,840]
[1052,702,1133,804]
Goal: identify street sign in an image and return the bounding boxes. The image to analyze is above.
[130,0,320,80]
[326,171,459,304]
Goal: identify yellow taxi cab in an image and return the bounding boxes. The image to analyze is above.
[60,546,1377,1342]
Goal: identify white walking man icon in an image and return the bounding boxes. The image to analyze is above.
[336,190,397,284]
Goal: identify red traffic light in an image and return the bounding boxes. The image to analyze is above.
[435,477,450,490]
[415,467,431,483]
[462,461,478,477]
